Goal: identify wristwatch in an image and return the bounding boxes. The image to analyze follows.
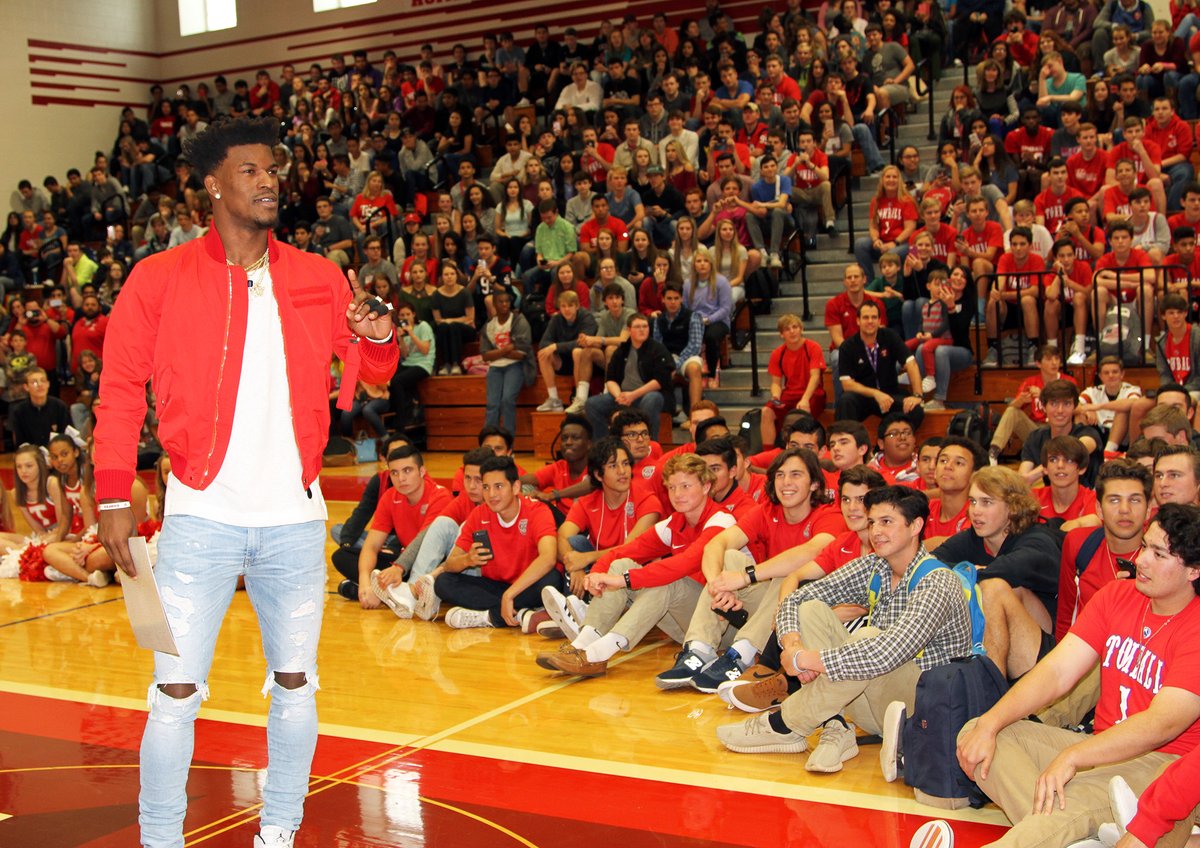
[623,571,633,590]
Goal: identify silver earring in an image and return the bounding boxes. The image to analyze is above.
[214,192,221,199]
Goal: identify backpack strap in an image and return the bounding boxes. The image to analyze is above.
[1075,527,1106,577]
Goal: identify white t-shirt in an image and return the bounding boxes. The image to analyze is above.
[166,264,328,527]
[1080,382,1143,430]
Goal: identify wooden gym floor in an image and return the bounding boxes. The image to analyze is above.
[0,455,1009,847]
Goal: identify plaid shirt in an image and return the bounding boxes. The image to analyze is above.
[775,546,972,681]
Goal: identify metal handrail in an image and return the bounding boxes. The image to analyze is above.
[874,107,900,165]
[915,57,936,142]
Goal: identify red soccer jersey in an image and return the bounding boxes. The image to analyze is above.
[370,480,455,547]
[1165,330,1192,382]
[1035,187,1085,236]
[1164,251,1200,288]
[1055,527,1140,641]
[715,484,759,521]
[823,292,887,350]
[533,459,588,511]
[750,446,782,470]
[869,453,922,486]
[1015,371,1076,422]
[871,196,919,243]
[769,339,827,398]
[1005,126,1053,165]
[926,497,970,539]
[913,223,958,264]
[1067,150,1107,197]
[737,501,847,562]
[995,252,1048,292]
[440,492,480,526]
[1108,139,1164,185]
[744,473,768,503]
[793,148,829,190]
[1169,212,1200,236]
[1095,249,1153,301]
[1071,581,1200,753]
[450,461,528,495]
[812,529,867,574]
[1103,184,1134,219]
[455,497,557,584]
[565,482,662,551]
[593,498,737,588]
[1059,258,1095,295]
[1146,115,1194,161]
[962,221,1004,259]
[578,215,630,250]
[1036,485,1098,521]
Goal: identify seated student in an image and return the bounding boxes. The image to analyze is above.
[924,437,989,548]
[448,425,526,493]
[481,287,535,437]
[575,283,636,405]
[955,194,1005,305]
[866,251,904,332]
[715,465,888,714]
[610,408,662,476]
[13,442,71,548]
[424,456,559,629]
[1094,219,1156,333]
[374,447,493,620]
[1163,228,1200,310]
[519,413,592,517]
[534,290,599,414]
[1035,434,1099,522]
[1138,398,1196,450]
[330,433,411,557]
[1128,187,1170,263]
[988,345,1076,464]
[541,437,663,636]
[583,312,674,440]
[748,410,825,472]
[1003,200,1054,261]
[822,420,873,499]
[1104,116,1169,214]
[657,447,846,691]
[729,435,768,503]
[987,226,1048,368]
[932,466,1063,679]
[950,503,1200,848]
[915,437,945,492]
[715,485,972,774]
[339,445,454,609]
[652,282,706,419]
[1020,378,1103,488]
[1035,158,1085,238]
[834,300,925,429]
[10,367,71,448]
[694,436,760,520]
[534,453,737,677]
[1152,445,1200,508]
[1079,356,1143,453]
[1152,295,1200,418]
[868,412,922,487]
[761,312,826,449]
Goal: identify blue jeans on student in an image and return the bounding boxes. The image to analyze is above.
[1167,160,1196,210]
[901,298,929,341]
[1137,71,1181,102]
[852,123,887,173]
[486,363,525,436]
[407,515,470,581]
[139,515,327,848]
[916,341,974,401]
[585,389,665,439]
[852,238,910,282]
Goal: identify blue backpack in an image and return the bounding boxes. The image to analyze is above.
[866,556,988,657]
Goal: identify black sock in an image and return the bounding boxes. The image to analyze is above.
[768,710,793,735]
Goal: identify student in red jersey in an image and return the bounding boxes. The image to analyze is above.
[47,433,92,539]
[346,445,453,610]
[916,437,944,491]
[695,437,758,520]
[1067,123,1110,215]
[748,412,826,472]
[824,421,872,500]
[518,414,592,518]
[1106,117,1169,213]
[913,197,959,267]
[1058,197,1106,268]
[824,263,887,404]
[1162,228,1200,306]
[952,503,1200,848]
[642,404,726,505]
[956,195,1005,306]
[1152,446,1200,509]
[332,434,413,561]
[1005,108,1054,198]
[716,465,888,713]
[1096,220,1157,332]
[1169,182,1200,236]
[852,165,919,279]
[789,127,838,237]
[549,438,662,617]
[868,412,922,487]
[535,453,737,676]
[1146,97,1195,212]
[449,425,527,494]
[430,456,558,629]
[1103,159,1142,224]
[1035,159,1085,237]
[1154,295,1200,405]
[762,312,827,447]
[1056,459,1151,642]
[925,437,989,548]
[988,227,1048,366]
[611,408,662,478]
[659,448,847,691]
[1036,435,1099,521]
[13,442,70,547]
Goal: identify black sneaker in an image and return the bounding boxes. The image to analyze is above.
[337,579,358,601]
[824,222,839,238]
[655,647,712,690]
[690,649,745,693]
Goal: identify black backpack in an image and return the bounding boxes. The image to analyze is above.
[738,408,764,454]
[947,408,989,445]
[902,655,1008,808]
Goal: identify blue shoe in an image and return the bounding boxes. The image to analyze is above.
[655,648,712,690]
[690,649,746,693]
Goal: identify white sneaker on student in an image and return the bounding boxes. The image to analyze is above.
[412,573,441,621]
[371,571,415,619]
[445,607,495,629]
[1109,775,1137,834]
[541,585,581,641]
[1067,338,1087,366]
[805,716,859,773]
[920,376,936,394]
[87,569,112,588]
[564,396,587,414]
[536,397,564,412]
[909,820,953,848]
[253,825,295,847]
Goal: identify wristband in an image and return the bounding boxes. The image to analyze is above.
[366,330,395,345]
[745,564,758,585]
[789,650,805,675]
[624,571,633,590]
[99,501,131,511]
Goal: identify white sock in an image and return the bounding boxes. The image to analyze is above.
[584,632,627,663]
[575,383,589,400]
[572,625,602,650]
[547,386,560,401]
[689,641,718,663]
[731,639,757,667]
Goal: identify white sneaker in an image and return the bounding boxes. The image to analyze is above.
[253,826,295,847]
[412,573,441,621]
[805,716,859,773]
[446,606,495,629]
[449,364,463,375]
[536,397,565,412]
[87,569,111,588]
[371,571,414,619]
[924,399,946,410]
[564,396,587,414]
[1067,339,1087,366]
[541,585,581,641]
[566,593,588,625]
[880,700,905,782]
[920,376,936,394]
[1109,775,1137,834]
[768,253,783,268]
[909,820,954,848]
[1097,823,1120,848]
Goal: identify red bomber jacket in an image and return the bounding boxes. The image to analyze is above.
[93,227,398,501]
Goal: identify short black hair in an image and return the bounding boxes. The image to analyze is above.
[695,435,737,470]
[478,424,515,449]
[183,116,280,178]
[938,435,989,474]
[1152,503,1200,581]
[386,444,424,466]
[864,485,930,537]
[587,437,633,488]
[786,413,826,448]
[377,431,412,458]
[694,415,730,444]
[1095,457,1152,500]
[839,464,887,494]
[561,412,593,438]
[480,455,519,481]
[463,446,495,469]
[611,407,651,437]
[764,447,830,508]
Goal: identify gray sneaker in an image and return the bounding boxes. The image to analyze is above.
[982,348,1000,368]
[412,573,441,621]
[805,716,859,773]
[536,397,565,412]
[716,710,809,754]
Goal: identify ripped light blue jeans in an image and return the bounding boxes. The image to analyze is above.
[139,514,327,848]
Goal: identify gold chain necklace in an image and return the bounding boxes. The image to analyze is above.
[228,249,270,298]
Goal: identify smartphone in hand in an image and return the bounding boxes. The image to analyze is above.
[472,529,493,559]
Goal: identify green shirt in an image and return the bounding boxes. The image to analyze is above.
[866,274,903,328]
[1046,72,1086,103]
[73,253,98,286]
[534,215,579,262]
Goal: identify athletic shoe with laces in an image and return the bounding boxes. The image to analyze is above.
[536,397,565,412]
[1067,338,1087,366]
[445,606,494,629]
[541,585,582,641]
[520,608,551,634]
[566,594,588,625]
[535,618,565,638]
[920,376,936,394]
[880,700,906,782]
[716,710,809,754]
[370,571,415,619]
[412,573,441,621]
[982,348,999,368]
[924,399,946,410]
[337,579,358,601]
[909,820,954,848]
[655,647,713,689]
[253,825,295,847]
[690,649,747,693]
[535,643,607,676]
[564,397,587,414]
[806,716,859,773]
[1022,346,1038,368]
[717,667,789,712]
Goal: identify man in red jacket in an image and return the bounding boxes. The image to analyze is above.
[93,117,397,848]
